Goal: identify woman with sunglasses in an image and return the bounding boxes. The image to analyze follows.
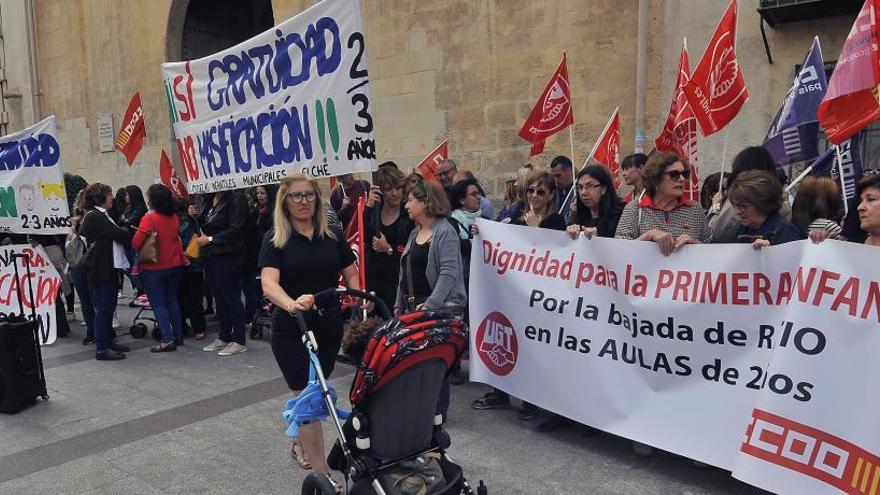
[259,174,362,490]
[567,164,625,239]
[509,167,566,230]
[615,152,712,255]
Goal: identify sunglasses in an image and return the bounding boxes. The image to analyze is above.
[286,191,317,203]
[526,187,548,197]
[664,169,691,181]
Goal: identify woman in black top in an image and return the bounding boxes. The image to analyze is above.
[509,167,566,230]
[196,190,249,356]
[79,183,133,361]
[566,165,625,239]
[363,165,413,311]
[259,173,361,486]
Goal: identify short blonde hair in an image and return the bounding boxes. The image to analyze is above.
[272,173,334,248]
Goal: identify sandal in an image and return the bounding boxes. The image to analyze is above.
[291,438,312,470]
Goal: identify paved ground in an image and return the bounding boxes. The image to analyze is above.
[0,297,771,494]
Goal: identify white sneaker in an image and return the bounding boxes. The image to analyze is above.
[202,339,228,352]
[218,342,247,356]
[80,321,87,327]
[112,318,120,328]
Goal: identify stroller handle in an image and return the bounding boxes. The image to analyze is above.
[315,287,392,320]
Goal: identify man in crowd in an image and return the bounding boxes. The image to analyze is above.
[330,173,371,229]
[621,153,647,203]
[550,156,574,222]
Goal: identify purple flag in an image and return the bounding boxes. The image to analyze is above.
[810,133,864,201]
[764,37,828,165]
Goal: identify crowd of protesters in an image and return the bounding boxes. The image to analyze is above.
[8,144,877,487]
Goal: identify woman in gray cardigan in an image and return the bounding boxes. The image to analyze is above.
[394,180,467,314]
[394,180,466,418]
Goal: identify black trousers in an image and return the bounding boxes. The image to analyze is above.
[178,269,207,334]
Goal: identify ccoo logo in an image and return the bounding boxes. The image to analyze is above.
[476,312,518,376]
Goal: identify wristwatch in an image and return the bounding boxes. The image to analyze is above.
[207,236,213,243]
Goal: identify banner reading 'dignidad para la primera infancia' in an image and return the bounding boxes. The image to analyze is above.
[161,0,377,194]
[469,219,880,495]
[0,116,70,235]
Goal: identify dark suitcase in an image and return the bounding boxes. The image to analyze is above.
[0,252,49,414]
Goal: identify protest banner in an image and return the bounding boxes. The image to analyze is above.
[469,219,880,495]
[0,244,62,346]
[0,116,71,235]
[161,0,377,194]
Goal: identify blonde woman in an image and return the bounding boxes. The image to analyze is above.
[259,173,360,489]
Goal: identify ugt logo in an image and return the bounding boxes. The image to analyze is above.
[476,312,518,376]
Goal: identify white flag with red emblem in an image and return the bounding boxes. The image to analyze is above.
[656,40,701,201]
[416,139,448,182]
[592,108,621,189]
[518,54,575,156]
[683,0,749,137]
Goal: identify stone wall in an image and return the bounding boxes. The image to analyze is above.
[4,0,858,199]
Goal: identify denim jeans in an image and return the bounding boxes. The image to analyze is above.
[140,266,183,343]
[203,255,245,345]
[88,278,118,352]
[70,265,95,337]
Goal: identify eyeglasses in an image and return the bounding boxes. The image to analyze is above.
[526,187,548,197]
[664,169,691,181]
[577,183,602,191]
[286,191,317,203]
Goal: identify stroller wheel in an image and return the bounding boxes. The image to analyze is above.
[300,472,338,495]
[250,324,261,340]
[130,323,148,339]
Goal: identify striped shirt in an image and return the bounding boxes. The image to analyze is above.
[808,218,843,239]
[614,195,713,243]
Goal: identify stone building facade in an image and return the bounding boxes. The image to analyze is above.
[0,0,860,197]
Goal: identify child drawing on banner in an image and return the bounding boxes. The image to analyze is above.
[37,180,65,212]
[18,184,36,212]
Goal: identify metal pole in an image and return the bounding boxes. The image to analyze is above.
[634,0,649,152]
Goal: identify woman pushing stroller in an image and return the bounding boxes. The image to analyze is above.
[259,173,367,492]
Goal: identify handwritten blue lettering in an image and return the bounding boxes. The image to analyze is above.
[206,17,342,111]
[196,103,313,179]
[0,134,60,171]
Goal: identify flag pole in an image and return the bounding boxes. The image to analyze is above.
[568,126,576,169]
[719,126,730,190]
[558,108,617,215]
[785,165,814,194]
[834,144,850,216]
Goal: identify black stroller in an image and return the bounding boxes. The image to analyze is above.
[290,287,486,495]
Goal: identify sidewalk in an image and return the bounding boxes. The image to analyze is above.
[0,298,768,494]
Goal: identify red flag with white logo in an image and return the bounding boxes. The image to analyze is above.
[416,140,448,182]
[656,40,701,201]
[592,108,621,189]
[159,149,189,200]
[518,54,574,156]
[115,92,147,166]
[817,0,880,145]
[682,0,749,137]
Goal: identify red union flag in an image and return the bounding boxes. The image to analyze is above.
[683,0,749,137]
[115,92,147,166]
[592,108,621,189]
[158,149,189,200]
[416,139,448,182]
[656,40,701,201]
[518,54,574,156]
[817,0,880,145]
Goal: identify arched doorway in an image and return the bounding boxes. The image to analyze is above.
[166,0,274,62]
